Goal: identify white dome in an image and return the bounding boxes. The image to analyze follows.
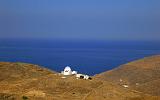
[63,66,72,75]
[64,66,72,71]
[72,71,77,75]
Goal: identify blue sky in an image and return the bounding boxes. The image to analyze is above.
[0,0,160,41]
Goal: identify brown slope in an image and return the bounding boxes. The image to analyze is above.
[0,62,158,100]
[95,55,160,96]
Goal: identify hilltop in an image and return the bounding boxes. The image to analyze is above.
[95,55,160,96]
[0,55,160,100]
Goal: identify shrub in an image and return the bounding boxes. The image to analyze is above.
[22,96,28,100]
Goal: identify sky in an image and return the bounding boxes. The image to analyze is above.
[0,0,160,41]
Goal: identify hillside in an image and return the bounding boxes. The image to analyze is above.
[95,55,160,96]
[0,56,160,100]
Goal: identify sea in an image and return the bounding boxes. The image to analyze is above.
[0,39,160,75]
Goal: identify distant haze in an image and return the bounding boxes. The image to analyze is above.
[0,0,160,41]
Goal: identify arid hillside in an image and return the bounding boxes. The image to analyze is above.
[0,55,160,100]
[95,55,160,96]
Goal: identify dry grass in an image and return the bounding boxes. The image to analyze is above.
[0,55,160,100]
[95,55,160,96]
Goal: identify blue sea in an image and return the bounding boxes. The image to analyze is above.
[0,39,160,75]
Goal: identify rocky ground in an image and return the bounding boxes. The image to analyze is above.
[0,55,160,100]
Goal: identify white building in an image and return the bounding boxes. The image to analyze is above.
[61,66,91,80]
[72,71,77,75]
[63,66,72,75]
[76,74,91,80]
[61,66,78,76]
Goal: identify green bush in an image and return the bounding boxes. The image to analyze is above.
[22,96,28,100]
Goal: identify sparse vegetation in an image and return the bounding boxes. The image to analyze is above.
[96,55,160,96]
[0,93,15,100]
[0,55,160,100]
[22,96,28,100]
